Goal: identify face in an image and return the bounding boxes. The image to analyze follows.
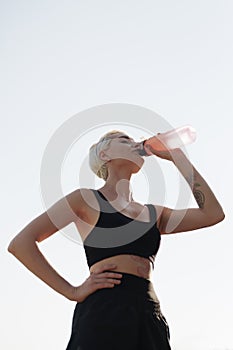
[99,133,144,172]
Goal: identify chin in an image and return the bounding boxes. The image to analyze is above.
[132,160,144,173]
[137,157,145,168]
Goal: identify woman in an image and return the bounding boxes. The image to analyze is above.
[8,129,225,349]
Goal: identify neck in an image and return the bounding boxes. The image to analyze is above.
[100,178,133,202]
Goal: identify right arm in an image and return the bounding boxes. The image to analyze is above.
[8,189,122,301]
[8,189,85,300]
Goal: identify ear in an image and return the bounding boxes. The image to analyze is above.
[99,150,110,162]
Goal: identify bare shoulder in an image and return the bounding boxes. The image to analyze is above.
[66,188,95,215]
[77,188,100,214]
[63,187,101,222]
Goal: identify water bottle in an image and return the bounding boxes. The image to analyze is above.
[137,125,197,156]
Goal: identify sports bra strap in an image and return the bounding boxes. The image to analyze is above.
[92,189,115,213]
[146,204,157,226]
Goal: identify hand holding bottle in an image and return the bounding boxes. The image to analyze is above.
[143,139,180,161]
[138,125,196,161]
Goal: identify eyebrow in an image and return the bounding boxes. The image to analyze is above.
[118,136,132,140]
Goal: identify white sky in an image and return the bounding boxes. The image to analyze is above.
[1,1,233,349]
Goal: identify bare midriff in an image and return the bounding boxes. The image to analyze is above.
[89,254,152,279]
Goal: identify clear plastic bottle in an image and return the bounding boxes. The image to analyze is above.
[138,125,197,156]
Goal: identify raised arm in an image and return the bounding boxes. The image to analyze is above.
[145,145,225,234]
[8,189,86,299]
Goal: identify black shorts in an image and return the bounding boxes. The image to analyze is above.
[66,272,171,350]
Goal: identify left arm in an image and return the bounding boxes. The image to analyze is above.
[148,146,225,234]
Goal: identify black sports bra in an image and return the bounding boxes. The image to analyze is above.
[83,189,161,270]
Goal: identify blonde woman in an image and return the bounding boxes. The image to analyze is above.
[8,130,225,349]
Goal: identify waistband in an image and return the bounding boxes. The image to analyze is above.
[104,271,160,304]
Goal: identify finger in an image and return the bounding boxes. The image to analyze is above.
[97,272,122,279]
[94,277,121,285]
[95,282,115,289]
[95,264,117,274]
[93,280,121,290]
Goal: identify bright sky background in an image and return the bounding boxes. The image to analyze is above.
[1,1,233,349]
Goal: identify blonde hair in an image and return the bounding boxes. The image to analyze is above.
[89,130,125,181]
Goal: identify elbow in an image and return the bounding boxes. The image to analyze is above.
[218,211,225,222]
[216,207,225,222]
[210,211,225,226]
[8,234,37,256]
[8,236,24,255]
[8,239,17,255]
